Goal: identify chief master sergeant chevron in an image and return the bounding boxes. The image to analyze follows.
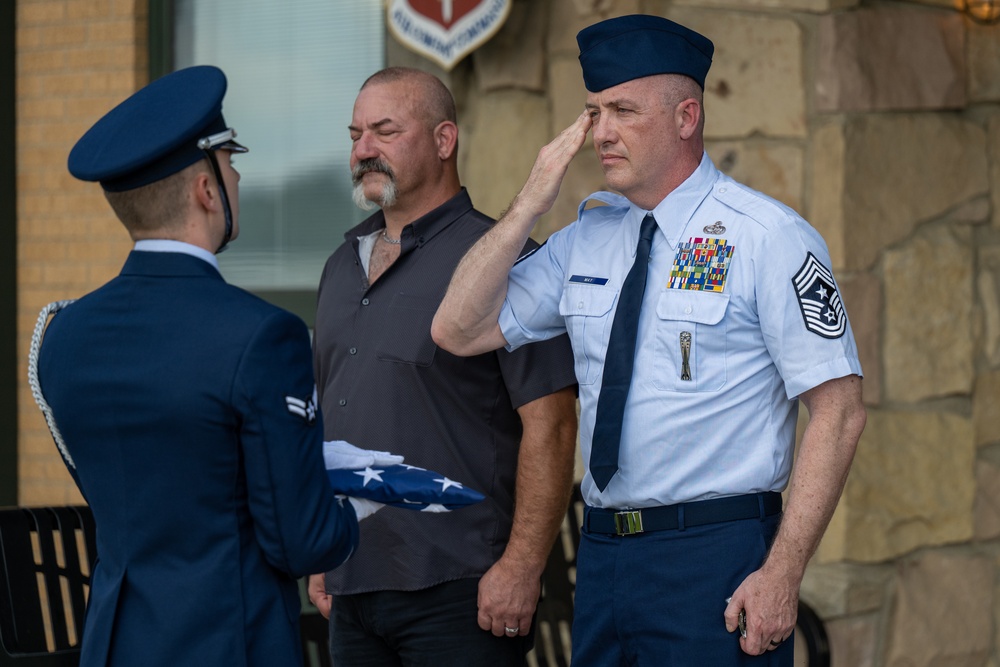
[35,66,360,667]
[432,14,867,666]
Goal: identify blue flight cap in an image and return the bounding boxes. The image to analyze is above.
[68,65,247,192]
[577,15,714,92]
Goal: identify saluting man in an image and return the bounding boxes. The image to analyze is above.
[432,14,866,666]
[36,66,360,667]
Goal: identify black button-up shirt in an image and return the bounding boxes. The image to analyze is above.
[315,189,577,593]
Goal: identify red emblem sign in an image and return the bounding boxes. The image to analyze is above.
[388,0,512,70]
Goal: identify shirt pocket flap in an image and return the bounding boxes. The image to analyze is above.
[376,293,439,366]
[656,291,730,325]
[559,285,617,318]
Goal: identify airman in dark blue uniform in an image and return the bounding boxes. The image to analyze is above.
[36,65,359,667]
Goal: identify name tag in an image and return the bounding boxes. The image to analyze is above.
[569,275,609,285]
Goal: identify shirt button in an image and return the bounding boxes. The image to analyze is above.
[349,347,357,355]
[338,399,347,407]
[361,298,370,306]
[719,187,727,194]
[578,301,584,309]
[684,305,693,314]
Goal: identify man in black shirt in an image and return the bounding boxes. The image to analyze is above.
[307,67,578,666]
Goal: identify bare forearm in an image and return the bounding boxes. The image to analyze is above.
[432,197,539,356]
[724,375,865,653]
[475,387,578,636]
[763,375,866,582]
[503,387,578,577]
[433,111,593,356]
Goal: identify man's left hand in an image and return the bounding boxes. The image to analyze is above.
[724,566,798,656]
[477,556,541,638]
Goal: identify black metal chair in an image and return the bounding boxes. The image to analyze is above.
[794,598,831,667]
[0,506,96,666]
[0,510,337,667]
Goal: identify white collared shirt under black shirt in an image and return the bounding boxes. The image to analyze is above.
[314,188,578,595]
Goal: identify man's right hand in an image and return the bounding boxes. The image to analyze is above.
[513,110,593,221]
[307,572,332,619]
[431,110,593,358]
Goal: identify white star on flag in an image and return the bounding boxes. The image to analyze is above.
[421,503,450,513]
[434,477,463,492]
[354,467,385,486]
[323,443,486,511]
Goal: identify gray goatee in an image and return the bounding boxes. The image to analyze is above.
[351,158,398,211]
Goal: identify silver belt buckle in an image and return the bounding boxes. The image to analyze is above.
[614,510,644,536]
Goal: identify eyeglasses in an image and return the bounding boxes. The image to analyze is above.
[197,127,249,153]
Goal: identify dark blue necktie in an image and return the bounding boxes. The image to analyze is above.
[590,214,658,492]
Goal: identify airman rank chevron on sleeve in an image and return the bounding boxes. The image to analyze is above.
[792,252,847,339]
[285,387,318,425]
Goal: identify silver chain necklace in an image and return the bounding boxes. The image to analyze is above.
[381,231,401,245]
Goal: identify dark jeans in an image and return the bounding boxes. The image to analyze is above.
[328,577,534,667]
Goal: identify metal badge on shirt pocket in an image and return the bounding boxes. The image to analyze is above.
[654,291,729,393]
[661,237,734,388]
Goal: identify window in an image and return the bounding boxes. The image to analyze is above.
[159,0,385,316]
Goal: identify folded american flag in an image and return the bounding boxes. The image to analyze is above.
[325,464,486,513]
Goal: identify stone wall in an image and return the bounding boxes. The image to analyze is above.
[14,0,1000,664]
[389,1,1000,665]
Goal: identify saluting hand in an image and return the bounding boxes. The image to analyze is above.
[512,110,593,221]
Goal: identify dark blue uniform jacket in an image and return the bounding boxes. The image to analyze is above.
[38,250,358,667]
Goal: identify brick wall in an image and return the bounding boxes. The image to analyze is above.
[16,0,147,505]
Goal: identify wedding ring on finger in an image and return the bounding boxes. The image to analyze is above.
[504,626,519,635]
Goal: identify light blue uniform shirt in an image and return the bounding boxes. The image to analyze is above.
[500,154,862,510]
[134,239,220,271]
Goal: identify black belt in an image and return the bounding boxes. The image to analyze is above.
[585,492,782,537]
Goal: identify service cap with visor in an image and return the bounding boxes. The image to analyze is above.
[67,65,248,253]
